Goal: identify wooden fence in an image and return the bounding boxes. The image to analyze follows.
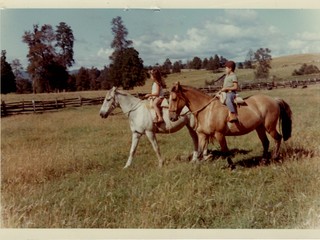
[200,78,320,94]
[1,96,105,117]
[1,77,320,117]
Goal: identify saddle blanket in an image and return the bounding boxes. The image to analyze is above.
[216,92,245,105]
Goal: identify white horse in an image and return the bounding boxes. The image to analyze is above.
[99,87,199,168]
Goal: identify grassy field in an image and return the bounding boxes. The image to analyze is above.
[1,83,320,228]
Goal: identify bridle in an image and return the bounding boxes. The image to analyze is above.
[107,90,142,117]
[169,89,216,117]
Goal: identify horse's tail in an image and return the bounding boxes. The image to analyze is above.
[276,98,292,141]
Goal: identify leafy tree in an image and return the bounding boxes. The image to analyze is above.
[110,16,133,53]
[202,58,209,69]
[244,60,253,69]
[89,67,101,90]
[191,56,202,69]
[45,62,69,91]
[172,60,182,73]
[109,16,146,89]
[253,48,272,79]
[244,49,254,69]
[76,67,90,91]
[207,54,220,71]
[11,59,24,79]
[97,67,112,90]
[162,58,172,74]
[11,59,32,93]
[110,48,145,89]
[22,22,74,93]
[219,55,228,68]
[67,74,77,91]
[55,22,75,68]
[1,50,16,94]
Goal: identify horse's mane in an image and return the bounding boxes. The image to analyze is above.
[171,84,214,100]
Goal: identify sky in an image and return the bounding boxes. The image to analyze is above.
[1,7,320,71]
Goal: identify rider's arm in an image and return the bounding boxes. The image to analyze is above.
[222,82,238,92]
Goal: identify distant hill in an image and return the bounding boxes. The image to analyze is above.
[271,53,320,67]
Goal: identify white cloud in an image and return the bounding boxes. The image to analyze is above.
[300,31,320,41]
[285,31,320,55]
[97,48,113,58]
[75,10,320,68]
[288,39,304,49]
[132,10,299,65]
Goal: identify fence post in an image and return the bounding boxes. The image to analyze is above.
[1,100,7,116]
[79,96,82,106]
[32,100,36,113]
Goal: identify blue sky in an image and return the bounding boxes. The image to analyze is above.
[1,8,320,70]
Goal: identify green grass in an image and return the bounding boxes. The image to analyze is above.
[1,85,320,228]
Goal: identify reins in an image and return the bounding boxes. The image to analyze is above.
[111,93,143,117]
[179,90,216,116]
[189,97,216,115]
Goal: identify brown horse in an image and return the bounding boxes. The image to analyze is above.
[169,82,292,166]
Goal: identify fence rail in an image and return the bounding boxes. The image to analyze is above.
[200,78,320,94]
[1,78,320,117]
[1,96,105,117]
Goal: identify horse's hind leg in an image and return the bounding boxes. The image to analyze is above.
[269,129,282,160]
[196,132,209,162]
[145,131,164,167]
[214,132,234,168]
[124,132,142,169]
[256,125,270,160]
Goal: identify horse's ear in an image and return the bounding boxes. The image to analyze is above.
[172,82,181,92]
[176,81,181,91]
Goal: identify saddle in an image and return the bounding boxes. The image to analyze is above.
[216,92,245,106]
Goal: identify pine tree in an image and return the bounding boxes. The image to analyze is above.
[1,50,16,94]
[109,16,146,89]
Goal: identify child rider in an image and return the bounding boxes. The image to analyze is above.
[220,61,239,123]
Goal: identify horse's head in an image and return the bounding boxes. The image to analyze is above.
[99,86,119,118]
[169,82,187,122]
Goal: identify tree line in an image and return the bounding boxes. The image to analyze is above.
[4,16,309,95]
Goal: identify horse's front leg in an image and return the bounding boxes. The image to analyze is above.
[124,131,142,169]
[186,125,199,162]
[145,131,164,167]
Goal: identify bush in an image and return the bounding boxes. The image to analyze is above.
[292,63,320,76]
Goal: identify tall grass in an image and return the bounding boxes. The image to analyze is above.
[1,85,320,228]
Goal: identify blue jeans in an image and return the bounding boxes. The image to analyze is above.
[226,92,237,113]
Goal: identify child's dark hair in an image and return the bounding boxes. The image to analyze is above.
[225,61,236,72]
[151,69,166,88]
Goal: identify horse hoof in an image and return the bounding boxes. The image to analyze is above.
[203,154,213,161]
[260,158,269,166]
[229,164,236,171]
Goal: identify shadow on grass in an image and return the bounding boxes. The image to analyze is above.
[205,145,316,169]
